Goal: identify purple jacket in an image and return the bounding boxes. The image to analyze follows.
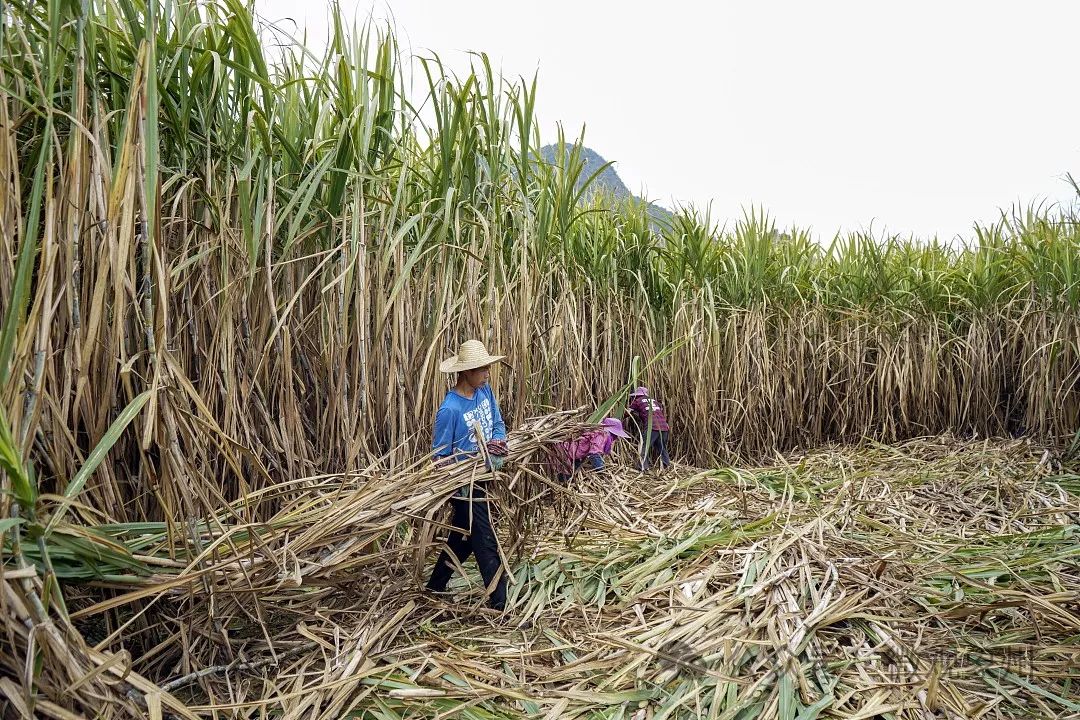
[628,396,669,432]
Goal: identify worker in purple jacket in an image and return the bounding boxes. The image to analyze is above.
[627,386,672,470]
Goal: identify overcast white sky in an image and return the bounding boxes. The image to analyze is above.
[254,0,1080,241]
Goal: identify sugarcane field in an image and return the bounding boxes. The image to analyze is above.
[1,1,1079,718]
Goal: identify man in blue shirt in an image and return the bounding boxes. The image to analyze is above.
[425,339,510,611]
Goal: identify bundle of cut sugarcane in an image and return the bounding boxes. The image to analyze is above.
[86,411,596,611]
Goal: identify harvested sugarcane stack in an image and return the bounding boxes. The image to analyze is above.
[36,434,1076,719]
[64,412,592,661]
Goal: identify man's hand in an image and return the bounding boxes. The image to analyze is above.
[486,439,508,472]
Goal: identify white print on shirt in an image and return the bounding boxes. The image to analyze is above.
[462,397,494,444]
[640,399,662,412]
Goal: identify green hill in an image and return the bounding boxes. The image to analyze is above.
[539,143,674,228]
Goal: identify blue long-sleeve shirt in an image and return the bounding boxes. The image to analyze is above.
[432,384,507,463]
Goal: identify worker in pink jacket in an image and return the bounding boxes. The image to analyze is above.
[554,417,631,481]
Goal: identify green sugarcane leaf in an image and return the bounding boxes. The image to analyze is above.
[795,694,835,720]
[0,406,35,511]
[45,390,152,535]
[0,518,24,535]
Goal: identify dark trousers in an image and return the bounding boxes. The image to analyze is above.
[425,486,507,610]
[641,430,671,470]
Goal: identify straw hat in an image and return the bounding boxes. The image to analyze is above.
[439,339,505,373]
